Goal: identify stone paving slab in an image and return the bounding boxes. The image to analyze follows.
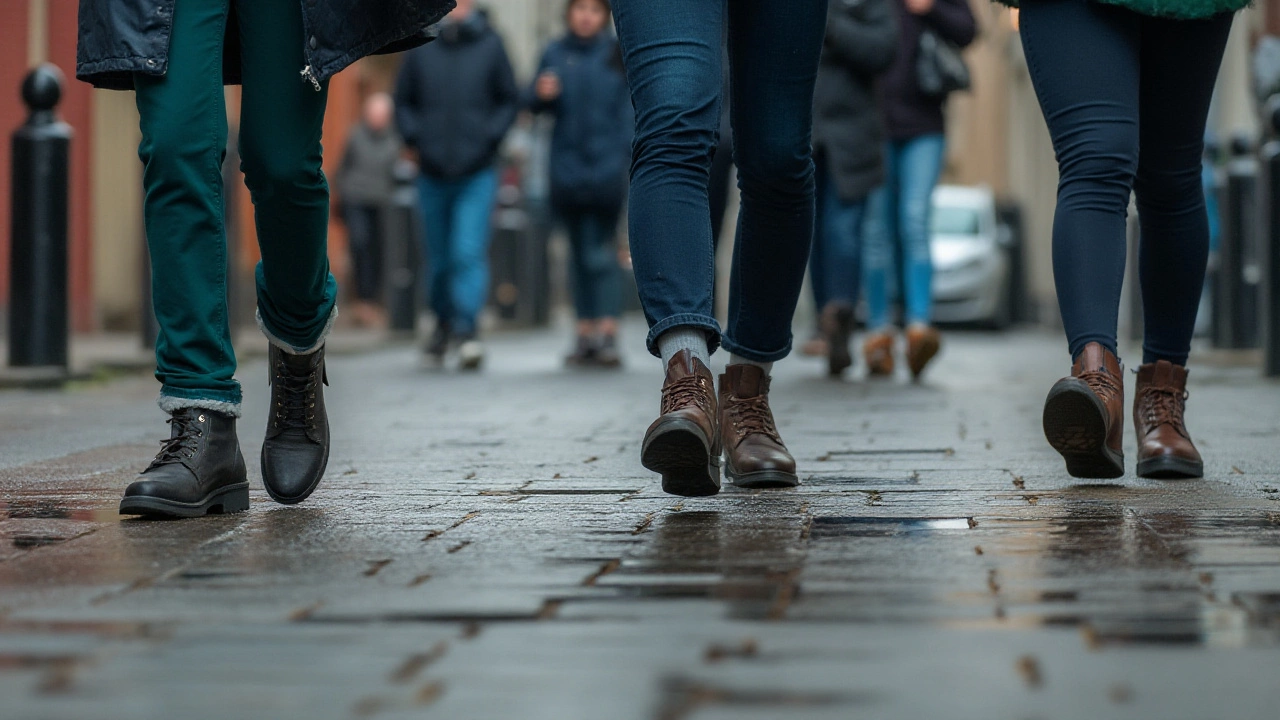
[1,322,1279,718]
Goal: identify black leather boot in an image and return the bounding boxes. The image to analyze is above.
[120,408,249,517]
[261,344,330,504]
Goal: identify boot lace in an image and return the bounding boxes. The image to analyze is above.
[149,414,203,469]
[1139,386,1189,436]
[273,362,319,432]
[1079,369,1122,404]
[661,374,713,416]
[728,394,781,442]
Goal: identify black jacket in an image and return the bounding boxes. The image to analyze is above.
[527,33,633,208]
[813,0,898,202]
[879,0,976,141]
[76,0,456,91]
[394,13,519,181]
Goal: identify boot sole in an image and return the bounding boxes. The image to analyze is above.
[1043,381,1124,479]
[726,467,799,489]
[119,482,251,518]
[1137,456,1203,480]
[825,307,854,377]
[261,427,331,506]
[641,418,721,497]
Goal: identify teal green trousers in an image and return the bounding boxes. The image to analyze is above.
[135,0,337,416]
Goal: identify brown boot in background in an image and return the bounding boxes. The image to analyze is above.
[1042,342,1125,478]
[641,350,721,497]
[863,331,895,377]
[719,365,798,488]
[1134,360,1203,479]
[821,302,855,377]
[905,324,942,381]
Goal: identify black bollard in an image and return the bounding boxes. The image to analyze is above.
[8,65,72,372]
[1262,97,1280,377]
[382,159,421,334]
[1214,135,1260,349]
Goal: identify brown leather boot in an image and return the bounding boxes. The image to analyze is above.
[1042,342,1125,479]
[1134,361,1202,479]
[641,349,721,496]
[719,364,798,488]
[863,331,895,377]
[905,324,942,381]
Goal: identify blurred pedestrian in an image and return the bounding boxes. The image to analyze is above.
[613,0,827,496]
[811,0,898,377]
[861,0,974,381]
[529,0,633,369]
[337,92,400,329]
[395,0,519,370]
[1013,0,1243,479]
[76,0,455,517]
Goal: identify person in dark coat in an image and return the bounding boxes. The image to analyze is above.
[395,0,519,370]
[861,0,975,381]
[337,93,402,329]
[76,0,455,519]
[809,0,898,377]
[528,0,634,368]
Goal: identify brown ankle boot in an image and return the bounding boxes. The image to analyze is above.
[718,365,798,488]
[641,350,721,496]
[863,331,895,377]
[905,324,941,381]
[1134,361,1202,479]
[1042,342,1125,478]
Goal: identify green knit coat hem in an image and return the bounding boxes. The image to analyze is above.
[993,0,1249,20]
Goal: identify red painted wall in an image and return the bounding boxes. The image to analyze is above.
[0,2,31,318]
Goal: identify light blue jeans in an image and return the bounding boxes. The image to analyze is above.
[863,134,945,329]
[417,168,499,336]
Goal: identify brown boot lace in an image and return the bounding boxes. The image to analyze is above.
[662,374,713,416]
[1079,369,1121,405]
[1138,386,1190,437]
[727,392,782,443]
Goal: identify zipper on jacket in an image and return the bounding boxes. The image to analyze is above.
[300,65,322,92]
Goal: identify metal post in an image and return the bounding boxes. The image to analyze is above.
[1262,97,1280,376]
[383,159,421,334]
[8,65,72,373]
[1215,136,1260,349]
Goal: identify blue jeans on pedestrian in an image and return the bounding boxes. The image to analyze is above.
[558,203,623,320]
[813,157,868,308]
[612,0,828,361]
[416,168,499,337]
[1020,0,1233,365]
[863,134,945,330]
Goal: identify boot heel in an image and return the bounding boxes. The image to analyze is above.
[212,485,251,514]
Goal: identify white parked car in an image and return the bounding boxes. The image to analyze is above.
[930,185,1014,328]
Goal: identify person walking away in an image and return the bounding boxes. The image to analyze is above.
[612,0,828,496]
[529,0,634,368]
[76,0,455,517]
[337,92,401,329]
[812,0,898,377]
[861,0,974,380]
[1008,0,1242,478]
[395,0,519,370]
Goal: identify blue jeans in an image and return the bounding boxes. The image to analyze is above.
[613,0,828,361]
[1020,0,1233,364]
[417,168,499,336]
[813,157,867,308]
[558,203,623,320]
[863,134,945,330]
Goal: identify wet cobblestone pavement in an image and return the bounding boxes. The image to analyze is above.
[2,324,1280,719]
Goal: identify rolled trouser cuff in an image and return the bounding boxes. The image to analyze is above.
[645,314,722,359]
[257,306,337,355]
[720,334,793,364]
[158,390,243,419]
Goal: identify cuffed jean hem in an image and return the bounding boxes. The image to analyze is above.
[158,388,243,418]
[720,334,793,364]
[257,306,337,355]
[645,314,722,358]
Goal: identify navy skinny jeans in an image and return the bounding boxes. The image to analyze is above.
[1020,0,1233,365]
[613,0,828,361]
[558,203,624,321]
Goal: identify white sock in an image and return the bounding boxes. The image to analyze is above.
[729,354,772,375]
[658,327,711,368]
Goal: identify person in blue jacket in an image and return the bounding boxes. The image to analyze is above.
[529,0,634,368]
